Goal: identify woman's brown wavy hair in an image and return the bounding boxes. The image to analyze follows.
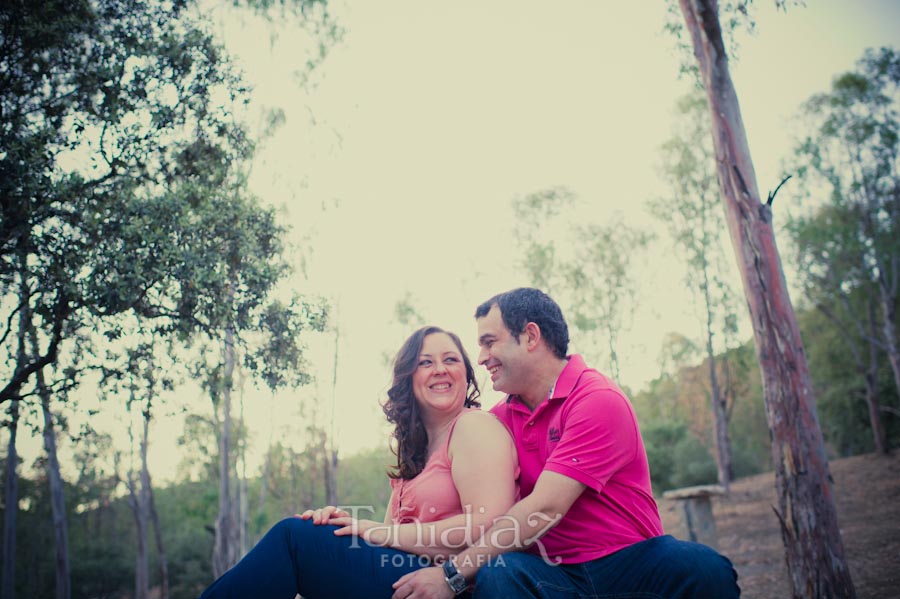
[383,326,481,480]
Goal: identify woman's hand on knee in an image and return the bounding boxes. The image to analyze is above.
[295,505,350,525]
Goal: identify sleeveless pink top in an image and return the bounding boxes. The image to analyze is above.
[387,409,473,524]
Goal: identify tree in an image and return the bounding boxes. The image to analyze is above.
[651,92,741,488]
[511,188,651,378]
[510,187,577,295]
[789,203,890,453]
[565,218,653,381]
[674,1,856,597]
[791,47,900,411]
[168,192,328,576]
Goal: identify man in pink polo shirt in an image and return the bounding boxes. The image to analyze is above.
[391,288,740,599]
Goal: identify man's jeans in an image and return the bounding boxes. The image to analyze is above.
[473,535,740,599]
[198,518,430,599]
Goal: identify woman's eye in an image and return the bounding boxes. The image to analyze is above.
[418,359,432,367]
[445,357,460,364]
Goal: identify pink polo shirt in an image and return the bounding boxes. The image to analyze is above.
[490,355,663,564]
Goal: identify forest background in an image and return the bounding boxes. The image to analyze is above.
[2,0,899,598]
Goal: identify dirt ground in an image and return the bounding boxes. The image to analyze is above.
[658,451,900,599]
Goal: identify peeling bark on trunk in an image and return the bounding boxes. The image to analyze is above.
[677,1,856,597]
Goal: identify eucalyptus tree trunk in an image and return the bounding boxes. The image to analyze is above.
[148,486,168,599]
[326,324,340,506]
[1,398,19,599]
[877,287,900,406]
[35,370,70,599]
[1,261,28,599]
[677,1,855,597]
[126,396,149,599]
[134,368,170,599]
[28,299,70,599]
[864,303,888,454]
[213,323,238,577]
[238,373,248,557]
[704,316,732,489]
[700,249,733,489]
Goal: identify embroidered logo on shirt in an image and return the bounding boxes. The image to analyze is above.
[548,426,561,442]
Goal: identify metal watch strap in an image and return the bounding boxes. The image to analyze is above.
[442,560,468,595]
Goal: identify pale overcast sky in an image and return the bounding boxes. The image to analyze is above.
[14,1,900,482]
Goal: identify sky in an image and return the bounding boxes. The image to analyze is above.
[219,0,899,459]
[12,0,900,483]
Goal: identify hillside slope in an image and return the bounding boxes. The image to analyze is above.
[659,452,900,598]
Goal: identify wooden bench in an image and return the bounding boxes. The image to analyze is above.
[662,484,726,549]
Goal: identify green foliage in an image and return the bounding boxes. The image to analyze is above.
[786,46,900,450]
[336,446,395,519]
[634,340,771,493]
[1,442,394,598]
[798,304,900,455]
[641,421,717,493]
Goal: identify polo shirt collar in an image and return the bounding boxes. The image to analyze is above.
[505,354,587,408]
[551,354,586,400]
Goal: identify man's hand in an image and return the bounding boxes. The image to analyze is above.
[391,566,454,599]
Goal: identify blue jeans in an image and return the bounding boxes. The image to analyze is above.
[198,518,431,599]
[473,535,740,599]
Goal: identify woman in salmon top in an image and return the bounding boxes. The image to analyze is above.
[198,326,518,599]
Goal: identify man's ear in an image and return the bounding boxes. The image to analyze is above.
[523,322,542,351]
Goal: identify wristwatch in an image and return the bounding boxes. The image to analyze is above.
[442,560,468,596]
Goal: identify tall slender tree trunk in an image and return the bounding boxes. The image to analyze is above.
[147,488,168,599]
[677,1,856,597]
[818,297,887,453]
[28,313,70,599]
[877,288,900,405]
[702,257,733,489]
[1,398,19,599]
[326,324,340,506]
[35,373,70,599]
[2,248,31,599]
[256,439,272,545]
[237,370,248,557]
[133,364,170,599]
[864,304,888,454]
[126,397,149,599]
[213,323,238,577]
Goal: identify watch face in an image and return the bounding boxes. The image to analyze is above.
[442,562,467,595]
[448,573,467,594]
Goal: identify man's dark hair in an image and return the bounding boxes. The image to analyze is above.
[474,288,569,359]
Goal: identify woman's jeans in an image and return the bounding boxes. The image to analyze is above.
[473,535,740,599]
[199,521,739,599]
[198,518,430,599]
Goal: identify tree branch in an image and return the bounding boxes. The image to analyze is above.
[766,175,792,206]
[0,292,69,403]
